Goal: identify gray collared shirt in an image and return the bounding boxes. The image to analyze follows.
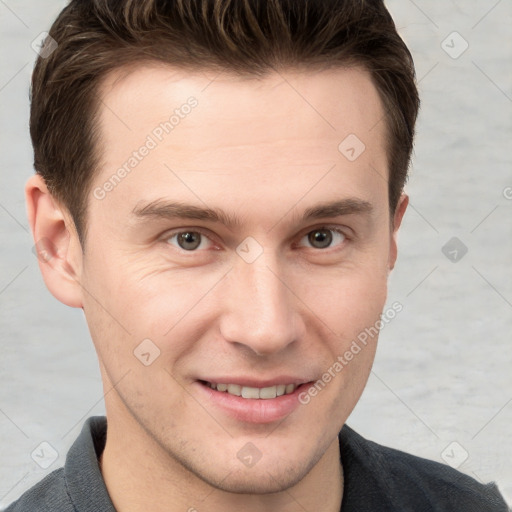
[6,417,115,511]
[5,415,509,511]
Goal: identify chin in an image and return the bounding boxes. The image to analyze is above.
[208,464,310,495]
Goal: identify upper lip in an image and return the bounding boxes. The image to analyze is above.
[199,377,313,388]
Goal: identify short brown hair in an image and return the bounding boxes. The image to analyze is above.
[30,0,419,245]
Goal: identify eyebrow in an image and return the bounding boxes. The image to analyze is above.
[131,197,373,230]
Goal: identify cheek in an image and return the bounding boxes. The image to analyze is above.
[297,259,389,335]
[301,263,387,398]
[81,253,227,366]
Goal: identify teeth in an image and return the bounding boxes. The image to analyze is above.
[208,382,297,399]
[276,384,286,396]
[227,383,241,396]
[241,386,260,399]
[259,386,277,399]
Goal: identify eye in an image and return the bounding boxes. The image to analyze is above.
[298,227,346,250]
[165,230,214,251]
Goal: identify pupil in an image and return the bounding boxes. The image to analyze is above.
[309,229,332,249]
[178,232,201,250]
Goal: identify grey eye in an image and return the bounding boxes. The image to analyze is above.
[308,229,333,249]
[177,232,201,250]
[167,231,209,251]
[300,228,345,249]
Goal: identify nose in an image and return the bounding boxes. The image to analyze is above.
[218,252,303,357]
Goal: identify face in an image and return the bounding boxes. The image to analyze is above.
[69,64,404,492]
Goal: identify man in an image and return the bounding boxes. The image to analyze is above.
[6,0,509,510]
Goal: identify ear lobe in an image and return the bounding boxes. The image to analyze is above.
[26,174,84,308]
[388,192,409,272]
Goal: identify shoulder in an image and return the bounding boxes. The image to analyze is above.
[340,425,509,511]
[3,467,76,512]
[4,416,112,512]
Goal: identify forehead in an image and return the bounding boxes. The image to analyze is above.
[97,62,386,144]
[90,63,388,229]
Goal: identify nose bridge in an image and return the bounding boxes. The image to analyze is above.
[219,251,300,356]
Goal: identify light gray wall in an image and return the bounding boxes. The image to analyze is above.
[1,0,511,508]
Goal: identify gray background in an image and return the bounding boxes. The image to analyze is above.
[1,0,511,508]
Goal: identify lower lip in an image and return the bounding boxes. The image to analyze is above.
[194,381,312,424]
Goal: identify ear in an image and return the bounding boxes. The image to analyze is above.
[388,192,408,272]
[26,174,84,308]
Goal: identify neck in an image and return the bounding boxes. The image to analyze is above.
[99,410,343,512]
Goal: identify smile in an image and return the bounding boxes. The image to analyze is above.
[204,381,298,399]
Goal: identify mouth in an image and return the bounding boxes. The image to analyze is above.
[196,379,314,423]
[199,380,300,399]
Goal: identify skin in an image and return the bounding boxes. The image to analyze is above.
[26,63,408,512]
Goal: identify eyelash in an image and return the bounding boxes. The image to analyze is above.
[163,226,350,253]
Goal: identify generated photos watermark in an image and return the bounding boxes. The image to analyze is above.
[93,96,198,200]
[298,301,403,405]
